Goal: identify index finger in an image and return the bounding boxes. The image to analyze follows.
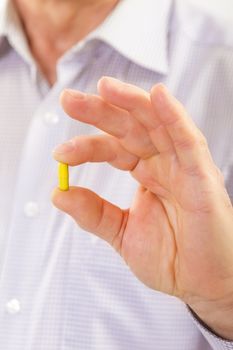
[60,89,157,159]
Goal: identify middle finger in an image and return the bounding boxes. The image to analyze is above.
[60,90,157,159]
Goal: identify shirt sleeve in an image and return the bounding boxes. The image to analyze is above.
[187,307,233,350]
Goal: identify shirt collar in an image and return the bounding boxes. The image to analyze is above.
[0,0,34,65]
[88,0,173,74]
[0,0,173,75]
[0,0,8,37]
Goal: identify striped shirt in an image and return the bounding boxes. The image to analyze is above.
[0,0,233,349]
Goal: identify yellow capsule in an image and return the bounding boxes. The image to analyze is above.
[58,162,69,191]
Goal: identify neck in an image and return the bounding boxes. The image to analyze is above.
[13,0,119,85]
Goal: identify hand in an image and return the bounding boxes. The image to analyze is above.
[52,77,233,339]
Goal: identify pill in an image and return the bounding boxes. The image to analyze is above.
[58,162,69,191]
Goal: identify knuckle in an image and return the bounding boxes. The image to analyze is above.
[174,131,208,152]
[173,137,196,151]
[181,163,206,178]
[198,134,208,148]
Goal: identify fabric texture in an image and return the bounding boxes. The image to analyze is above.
[0,0,233,349]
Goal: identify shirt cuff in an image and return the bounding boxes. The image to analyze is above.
[187,306,233,350]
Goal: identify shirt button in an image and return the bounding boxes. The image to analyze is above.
[5,299,21,314]
[43,112,59,125]
[24,201,39,218]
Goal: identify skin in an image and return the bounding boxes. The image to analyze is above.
[14,0,233,341]
[52,78,233,340]
[13,0,119,84]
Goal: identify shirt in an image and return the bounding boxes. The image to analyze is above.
[0,0,233,349]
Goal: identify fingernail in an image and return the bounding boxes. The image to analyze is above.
[155,84,169,104]
[53,140,74,154]
[64,89,86,99]
[98,76,117,89]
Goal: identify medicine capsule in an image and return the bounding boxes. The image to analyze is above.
[58,162,69,191]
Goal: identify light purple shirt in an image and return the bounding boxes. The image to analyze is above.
[0,0,233,349]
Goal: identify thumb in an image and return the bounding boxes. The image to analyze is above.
[51,186,128,252]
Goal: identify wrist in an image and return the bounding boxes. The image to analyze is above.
[189,295,233,340]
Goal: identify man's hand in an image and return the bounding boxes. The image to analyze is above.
[52,77,233,339]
